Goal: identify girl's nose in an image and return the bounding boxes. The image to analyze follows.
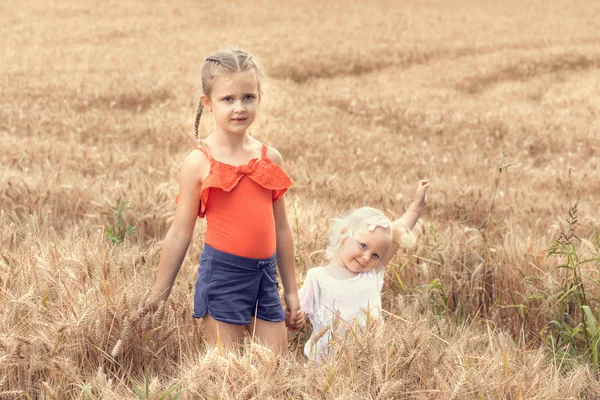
[234,101,245,112]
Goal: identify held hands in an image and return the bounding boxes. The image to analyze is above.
[283,291,304,331]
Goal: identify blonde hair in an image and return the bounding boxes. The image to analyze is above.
[325,206,417,260]
[194,49,265,142]
[325,207,392,260]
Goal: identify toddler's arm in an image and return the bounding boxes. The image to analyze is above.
[395,180,429,231]
[146,151,208,309]
[378,180,430,269]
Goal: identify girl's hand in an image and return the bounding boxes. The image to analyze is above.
[412,180,430,210]
[284,292,304,331]
[284,309,305,331]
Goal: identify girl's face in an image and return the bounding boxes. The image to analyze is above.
[203,70,260,136]
[336,227,392,274]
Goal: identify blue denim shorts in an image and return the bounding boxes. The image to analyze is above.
[193,244,285,325]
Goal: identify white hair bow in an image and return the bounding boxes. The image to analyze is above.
[366,216,389,231]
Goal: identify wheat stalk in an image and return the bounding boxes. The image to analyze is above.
[111,339,122,358]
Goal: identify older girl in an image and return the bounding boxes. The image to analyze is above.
[147,49,303,353]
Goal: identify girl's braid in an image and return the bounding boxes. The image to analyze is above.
[194,57,220,143]
[194,100,204,142]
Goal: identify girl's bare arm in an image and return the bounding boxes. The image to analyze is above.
[378,180,430,270]
[269,147,303,328]
[147,151,208,307]
[273,196,299,294]
[396,180,429,231]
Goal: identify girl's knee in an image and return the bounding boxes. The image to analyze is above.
[203,314,246,347]
[247,318,287,353]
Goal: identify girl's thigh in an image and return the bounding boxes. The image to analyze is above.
[202,314,246,350]
[246,317,287,354]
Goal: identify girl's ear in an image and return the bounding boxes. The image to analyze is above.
[200,94,211,110]
[338,227,349,244]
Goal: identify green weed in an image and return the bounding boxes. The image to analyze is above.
[105,199,136,245]
[544,170,600,371]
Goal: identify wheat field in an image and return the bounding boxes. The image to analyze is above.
[2,0,600,398]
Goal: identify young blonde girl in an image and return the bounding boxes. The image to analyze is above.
[147,49,303,353]
[299,180,429,361]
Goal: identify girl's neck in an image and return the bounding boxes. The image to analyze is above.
[208,130,252,151]
[324,258,359,280]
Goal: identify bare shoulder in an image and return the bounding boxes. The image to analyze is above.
[265,145,284,166]
[180,148,210,182]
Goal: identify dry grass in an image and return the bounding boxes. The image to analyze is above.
[2,0,600,398]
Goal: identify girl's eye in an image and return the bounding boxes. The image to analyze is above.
[222,97,233,102]
[244,94,256,100]
[373,253,380,259]
[360,243,367,250]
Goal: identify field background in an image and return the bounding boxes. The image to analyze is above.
[2,0,600,398]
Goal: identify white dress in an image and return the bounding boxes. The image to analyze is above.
[298,266,384,361]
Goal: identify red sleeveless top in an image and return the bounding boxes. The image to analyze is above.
[176,144,292,258]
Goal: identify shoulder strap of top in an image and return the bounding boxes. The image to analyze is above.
[261,143,268,159]
[194,143,212,160]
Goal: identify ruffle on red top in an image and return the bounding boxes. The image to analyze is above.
[175,151,292,218]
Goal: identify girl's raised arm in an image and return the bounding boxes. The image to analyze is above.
[146,150,208,308]
[377,180,429,270]
[396,180,429,231]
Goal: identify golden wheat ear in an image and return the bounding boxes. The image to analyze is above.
[216,323,222,352]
